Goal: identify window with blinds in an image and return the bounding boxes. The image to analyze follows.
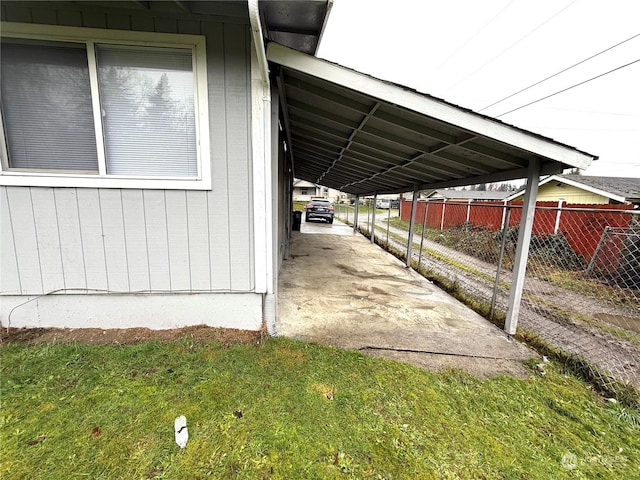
[97,45,197,177]
[0,25,209,188]
[1,40,99,172]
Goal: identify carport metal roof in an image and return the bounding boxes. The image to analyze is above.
[267,42,597,196]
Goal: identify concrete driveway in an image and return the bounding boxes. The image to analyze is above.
[277,219,536,378]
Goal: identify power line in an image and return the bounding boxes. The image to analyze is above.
[479,32,640,112]
[445,0,577,93]
[429,0,517,76]
[496,58,640,117]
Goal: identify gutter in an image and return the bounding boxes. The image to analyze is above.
[248,0,276,335]
[248,0,269,85]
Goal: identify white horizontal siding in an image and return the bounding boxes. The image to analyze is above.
[0,4,255,297]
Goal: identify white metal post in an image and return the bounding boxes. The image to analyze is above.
[353,195,359,232]
[500,199,508,229]
[440,199,447,230]
[406,187,419,267]
[504,159,541,334]
[371,193,377,243]
[554,198,564,234]
[417,200,428,271]
[386,206,391,244]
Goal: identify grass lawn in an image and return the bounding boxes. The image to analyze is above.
[1,337,638,479]
[293,201,308,211]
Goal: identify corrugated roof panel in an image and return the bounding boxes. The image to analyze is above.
[268,42,597,195]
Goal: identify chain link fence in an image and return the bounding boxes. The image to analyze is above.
[334,200,640,399]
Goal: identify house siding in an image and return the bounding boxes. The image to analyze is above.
[0,4,255,300]
[532,183,608,204]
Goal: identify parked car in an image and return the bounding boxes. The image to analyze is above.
[305,199,334,223]
[376,199,391,209]
[390,198,400,208]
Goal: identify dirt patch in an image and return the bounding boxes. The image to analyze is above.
[0,325,263,346]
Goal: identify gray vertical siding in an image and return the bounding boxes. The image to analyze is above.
[0,4,255,295]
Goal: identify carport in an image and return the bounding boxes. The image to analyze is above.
[278,218,534,376]
[265,42,597,335]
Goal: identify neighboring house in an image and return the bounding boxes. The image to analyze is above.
[0,1,596,335]
[292,180,322,201]
[507,174,640,205]
[326,188,347,204]
[292,180,344,203]
[424,189,513,203]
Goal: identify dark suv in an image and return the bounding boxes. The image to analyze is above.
[305,199,334,224]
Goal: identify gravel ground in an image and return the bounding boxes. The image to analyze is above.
[346,212,640,388]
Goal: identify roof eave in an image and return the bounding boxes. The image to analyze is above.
[267,42,597,171]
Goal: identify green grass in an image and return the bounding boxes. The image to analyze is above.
[2,338,639,479]
[533,266,639,308]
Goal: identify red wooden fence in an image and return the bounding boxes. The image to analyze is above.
[399,200,634,263]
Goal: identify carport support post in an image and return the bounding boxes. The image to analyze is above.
[417,201,428,271]
[386,207,391,244]
[371,193,377,243]
[505,159,541,335]
[406,186,419,267]
[353,195,359,232]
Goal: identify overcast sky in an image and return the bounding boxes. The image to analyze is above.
[317,0,640,178]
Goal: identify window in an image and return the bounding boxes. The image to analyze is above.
[0,23,210,190]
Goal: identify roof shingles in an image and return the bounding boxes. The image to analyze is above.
[561,174,640,202]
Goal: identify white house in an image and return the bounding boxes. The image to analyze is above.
[0,1,596,335]
[292,180,322,201]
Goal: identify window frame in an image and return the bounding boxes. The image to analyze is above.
[0,22,211,190]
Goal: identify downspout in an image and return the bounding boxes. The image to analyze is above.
[248,0,277,335]
[248,0,269,84]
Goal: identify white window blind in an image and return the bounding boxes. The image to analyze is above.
[1,40,99,171]
[96,45,198,177]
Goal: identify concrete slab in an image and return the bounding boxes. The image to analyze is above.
[277,219,536,378]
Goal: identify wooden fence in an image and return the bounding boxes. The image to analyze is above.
[400,200,635,263]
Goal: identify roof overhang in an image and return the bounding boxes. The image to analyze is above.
[259,0,332,55]
[267,42,597,196]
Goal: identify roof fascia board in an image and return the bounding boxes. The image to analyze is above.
[505,174,556,201]
[267,43,596,170]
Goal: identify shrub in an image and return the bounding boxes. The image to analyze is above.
[530,233,586,270]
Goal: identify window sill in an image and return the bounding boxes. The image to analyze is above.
[0,171,212,190]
